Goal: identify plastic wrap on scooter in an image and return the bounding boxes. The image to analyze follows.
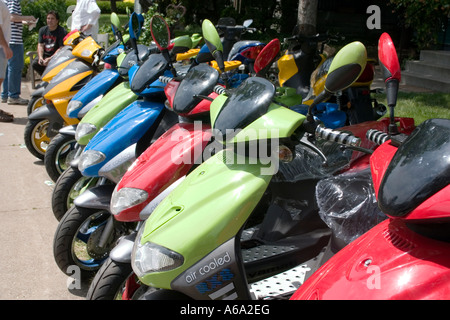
[315,167,386,243]
[275,139,353,182]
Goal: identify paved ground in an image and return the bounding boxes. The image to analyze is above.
[0,80,85,300]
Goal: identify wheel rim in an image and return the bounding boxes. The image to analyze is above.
[30,119,51,155]
[30,97,44,113]
[71,211,112,270]
[55,140,77,174]
[66,176,99,210]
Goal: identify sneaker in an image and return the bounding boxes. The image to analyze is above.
[1,97,7,103]
[8,97,29,105]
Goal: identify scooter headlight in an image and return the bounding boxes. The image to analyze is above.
[131,223,184,278]
[111,186,148,215]
[67,100,83,116]
[78,150,105,172]
[75,123,97,141]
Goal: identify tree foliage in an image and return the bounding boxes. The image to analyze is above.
[389,0,450,49]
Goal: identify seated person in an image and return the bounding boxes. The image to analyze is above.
[31,10,67,75]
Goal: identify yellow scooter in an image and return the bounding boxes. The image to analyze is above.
[24,35,103,160]
[27,30,86,114]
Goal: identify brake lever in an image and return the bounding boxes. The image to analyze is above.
[298,134,328,166]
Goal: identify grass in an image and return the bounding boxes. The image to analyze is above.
[375,92,450,125]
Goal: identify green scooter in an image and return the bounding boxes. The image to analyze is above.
[130,27,371,299]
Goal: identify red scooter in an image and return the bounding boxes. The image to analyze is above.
[291,33,450,300]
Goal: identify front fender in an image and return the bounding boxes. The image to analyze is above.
[138,150,273,289]
[31,85,46,98]
[73,184,116,211]
[28,103,64,138]
[59,125,77,136]
[110,232,137,263]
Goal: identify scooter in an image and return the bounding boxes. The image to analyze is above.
[52,14,197,278]
[85,22,279,300]
[24,35,104,160]
[128,39,397,300]
[43,14,135,182]
[277,30,386,126]
[290,33,450,301]
[26,30,87,115]
[50,29,201,221]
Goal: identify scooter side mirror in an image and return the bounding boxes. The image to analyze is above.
[128,12,139,40]
[324,41,367,93]
[202,19,225,73]
[307,41,366,121]
[150,15,171,51]
[254,38,280,77]
[378,32,401,134]
[378,32,400,107]
[111,12,121,32]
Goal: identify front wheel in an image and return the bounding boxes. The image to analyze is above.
[53,206,123,279]
[51,167,99,221]
[86,258,142,300]
[44,133,77,182]
[27,95,45,115]
[24,118,51,160]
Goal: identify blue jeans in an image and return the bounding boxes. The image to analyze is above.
[1,43,24,100]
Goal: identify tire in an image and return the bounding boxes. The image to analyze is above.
[51,167,99,221]
[27,95,45,116]
[44,133,77,182]
[86,258,137,300]
[24,118,51,160]
[53,206,115,279]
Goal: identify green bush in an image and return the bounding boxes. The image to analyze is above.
[65,0,134,14]
[22,0,69,53]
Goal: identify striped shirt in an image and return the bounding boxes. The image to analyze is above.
[5,0,22,44]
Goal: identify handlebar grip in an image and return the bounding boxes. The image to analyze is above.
[159,76,173,84]
[315,125,361,147]
[366,129,389,145]
[214,85,226,95]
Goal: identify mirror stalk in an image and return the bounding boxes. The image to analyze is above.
[385,78,399,135]
[306,90,332,122]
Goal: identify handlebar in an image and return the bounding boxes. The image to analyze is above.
[315,124,361,147]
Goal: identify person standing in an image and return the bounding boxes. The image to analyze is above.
[0,0,13,121]
[31,10,67,75]
[1,0,36,105]
[71,0,100,41]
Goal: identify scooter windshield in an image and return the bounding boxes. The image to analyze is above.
[101,39,123,65]
[43,59,93,94]
[42,46,76,78]
[118,44,155,78]
[214,77,275,140]
[130,53,168,93]
[379,119,450,218]
[173,63,219,114]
